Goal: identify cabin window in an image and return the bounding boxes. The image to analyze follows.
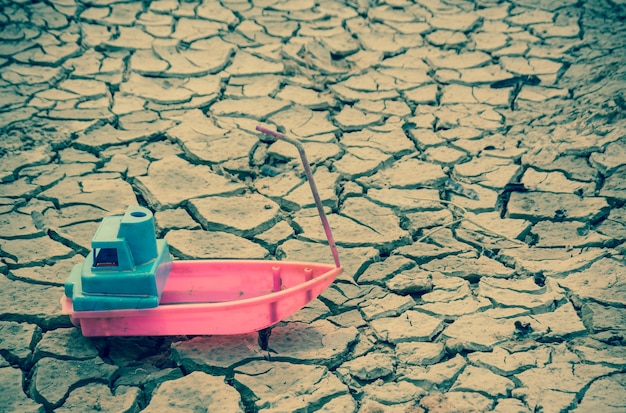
[94,248,118,267]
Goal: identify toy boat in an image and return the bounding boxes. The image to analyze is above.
[61,126,342,337]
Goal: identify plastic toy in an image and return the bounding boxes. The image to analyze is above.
[61,126,342,336]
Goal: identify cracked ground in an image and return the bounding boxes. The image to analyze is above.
[0,0,625,412]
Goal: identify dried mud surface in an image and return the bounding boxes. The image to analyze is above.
[0,0,625,412]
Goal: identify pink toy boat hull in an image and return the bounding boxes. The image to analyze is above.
[61,260,341,337]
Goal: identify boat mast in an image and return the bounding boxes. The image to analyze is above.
[256,125,341,269]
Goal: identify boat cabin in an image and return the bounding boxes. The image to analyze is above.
[64,206,172,311]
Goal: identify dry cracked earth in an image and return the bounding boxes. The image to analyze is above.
[1,0,625,412]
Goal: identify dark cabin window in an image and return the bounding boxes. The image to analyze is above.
[94,248,118,267]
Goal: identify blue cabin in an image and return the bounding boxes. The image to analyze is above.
[65,206,172,311]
